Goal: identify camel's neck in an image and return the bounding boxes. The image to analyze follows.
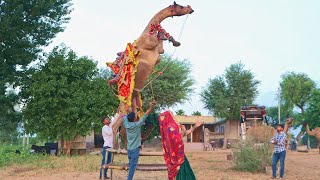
[284,123,290,133]
[142,7,172,34]
[306,125,315,136]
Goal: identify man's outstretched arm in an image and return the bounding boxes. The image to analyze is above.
[145,100,157,115]
[136,100,157,127]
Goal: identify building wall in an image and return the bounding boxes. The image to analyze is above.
[192,126,204,142]
[224,120,240,140]
[178,124,217,143]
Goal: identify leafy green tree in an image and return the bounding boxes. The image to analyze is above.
[305,89,320,129]
[192,111,202,116]
[280,72,316,115]
[280,72,316,140]
[22,47,118,141]
[0,0,72,83]
[134,55,194,141]
[142,112,160,141]
[175,109,186,116]
[142,55,194,109]
[0,89,21,144]
[201,62,260,149]
[201,62,260,120]
[0,0,72,144]
[266,103,296,128]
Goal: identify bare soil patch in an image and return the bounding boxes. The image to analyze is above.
[1,149,319,180]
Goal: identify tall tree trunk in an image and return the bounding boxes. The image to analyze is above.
[66,141,72,156]
[222,120,230,150]
[296,130,305,142]
[222,134,227,150]
[60,136,65,155]
[296,107,305,142]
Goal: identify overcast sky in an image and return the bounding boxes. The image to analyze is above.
[47,0,320,116]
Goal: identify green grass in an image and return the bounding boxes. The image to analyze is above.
[0,144,49,168]
[0,144,91,171]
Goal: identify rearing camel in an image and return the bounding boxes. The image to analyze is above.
[108,2,194,149]
[305,123,320,154]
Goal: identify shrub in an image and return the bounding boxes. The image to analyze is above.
[232,125,274,172]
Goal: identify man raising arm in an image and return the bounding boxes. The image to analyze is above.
[123,100,157,180]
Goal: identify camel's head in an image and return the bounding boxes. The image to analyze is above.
[286,118,293,125]
[170,1,194,17]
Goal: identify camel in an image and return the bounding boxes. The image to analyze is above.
[108,2,194,149]
[284,118,293,133]
[283,118,293,149]
[305,123,320,154]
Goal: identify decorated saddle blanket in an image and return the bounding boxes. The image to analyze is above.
[107,42,140,106]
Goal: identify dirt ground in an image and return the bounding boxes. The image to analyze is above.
[0,149,319,180]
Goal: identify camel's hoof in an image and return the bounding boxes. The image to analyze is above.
[158,49,164,54]
[172,41,181,47]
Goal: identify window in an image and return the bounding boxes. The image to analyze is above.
[220,126,224,134]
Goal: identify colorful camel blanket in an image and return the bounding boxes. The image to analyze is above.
[107,42,140,106]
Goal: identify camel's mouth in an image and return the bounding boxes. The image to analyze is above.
[189,9,194,14]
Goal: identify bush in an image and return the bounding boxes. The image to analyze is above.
[0,144,48,168]
[232,125,274,172]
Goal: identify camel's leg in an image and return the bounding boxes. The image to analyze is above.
[120,126,127,150]
[157,40,164,54]
[131,96,138,120]
[158,29,181,47]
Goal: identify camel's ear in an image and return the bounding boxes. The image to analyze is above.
[174,1,177,6]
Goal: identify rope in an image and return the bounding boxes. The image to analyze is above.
[140,14,190,91]
[150,79,155,100]
[142,126,156,140]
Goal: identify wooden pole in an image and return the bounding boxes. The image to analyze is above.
[278,87,281,124]
[107,149,163,156]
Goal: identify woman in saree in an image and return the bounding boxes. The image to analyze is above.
[158,111,203,180]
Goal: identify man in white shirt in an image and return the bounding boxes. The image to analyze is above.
[100,116,116,179]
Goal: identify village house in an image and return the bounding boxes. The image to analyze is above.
[172,115,240,150]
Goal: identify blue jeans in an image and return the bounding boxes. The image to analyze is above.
[272,150,286,178]
[127,147,140,180]
[100,146,112,178]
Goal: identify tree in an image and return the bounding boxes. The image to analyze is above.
[175,109,186,115]
[0,0,72,144]
[22,47,118,142]
[305,89,320,129]
[141,55,194,109]
[192,111,202,116]
[301,134,318,149]
[0,0,72,83]
[280,72,316,115]
[0,88,21,144]
[266,103,296,128]
[280,72,316,140]
[201,62,260,149]
[201,62,260,120]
